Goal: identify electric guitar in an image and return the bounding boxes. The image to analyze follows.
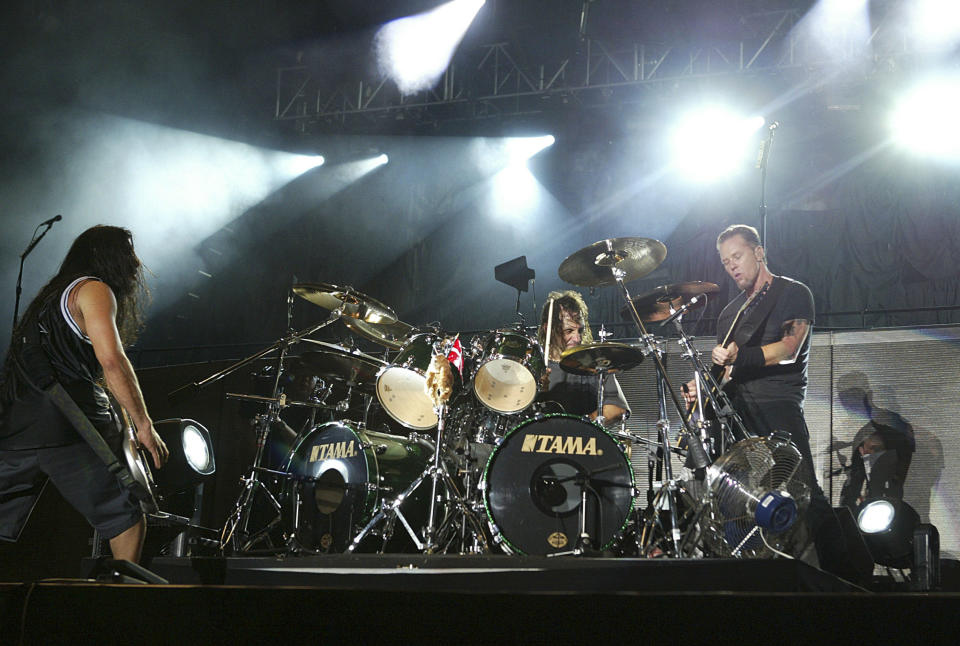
[711,280,771,389]
[119,408,160,515]
[687,281,772,422]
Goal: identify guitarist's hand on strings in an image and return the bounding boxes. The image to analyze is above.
[137,423,169,470]
[711,341,739,367]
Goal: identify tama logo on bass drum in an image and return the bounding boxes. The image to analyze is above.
[309,441,358,462]
[520,434,603,456]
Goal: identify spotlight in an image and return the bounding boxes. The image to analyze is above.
[671,108,765,182]
[856,497,921,568]
[375,0,486,95]
[376,153,389,165]
[284,155,325,175]
[152,419,216,496]
[890,77,960,160]
[505,135,555,167]
[857,499,896,534]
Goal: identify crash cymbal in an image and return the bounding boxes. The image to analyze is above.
[296,343,386,392]
[558,237,667,287]
[621,281,719,322]
[292,282,397,324]
[342,317,413,350]
[559,342,644,376]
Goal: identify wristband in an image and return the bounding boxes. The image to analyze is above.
[733,345,764,368]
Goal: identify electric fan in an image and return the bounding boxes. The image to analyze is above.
[697,434,815,558]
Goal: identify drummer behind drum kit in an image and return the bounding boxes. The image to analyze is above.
[174,238,816,560]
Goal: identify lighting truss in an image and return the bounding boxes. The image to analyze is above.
[275,4,922,132]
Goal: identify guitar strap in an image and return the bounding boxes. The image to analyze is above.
[732,276,788,348]
[10,329,152,504]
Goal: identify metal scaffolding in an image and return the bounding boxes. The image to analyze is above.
[275,5,922,132]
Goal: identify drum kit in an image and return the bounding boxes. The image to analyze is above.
[176,237,787,560]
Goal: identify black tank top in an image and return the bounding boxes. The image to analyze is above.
[0,277,116,449]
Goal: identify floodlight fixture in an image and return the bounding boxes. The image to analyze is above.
[890,77,960,160]
[670,107,766,182]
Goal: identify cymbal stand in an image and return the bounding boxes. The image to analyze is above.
[346,401,488,554]
[199,308,345,553]
[606,261,711,557]
[671,314,753,447]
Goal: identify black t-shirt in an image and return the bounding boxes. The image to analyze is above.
[536,361,631,417]
[716,276,814,407]
[0,277,116,449]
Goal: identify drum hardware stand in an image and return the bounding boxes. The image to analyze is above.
[547,463,632,557]
[170,307,346,553]
[348,358,489,554]
[609,263,711,557]
[671,311,753,448]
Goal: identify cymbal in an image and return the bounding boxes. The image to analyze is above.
[559,342,644,376]
[621,281,719,322]
[296,343,386,392]
[558,237,667,287]
[292,282,397,324]
[342,317,413,350]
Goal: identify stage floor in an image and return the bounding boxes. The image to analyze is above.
[5,557,960,644]
[138,553,860,592]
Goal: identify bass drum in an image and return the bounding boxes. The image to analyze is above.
[482,414,635,556]
[282,421,434,553]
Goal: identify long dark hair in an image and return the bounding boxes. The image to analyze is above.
[538,290,593,361]
[12,225,149,346]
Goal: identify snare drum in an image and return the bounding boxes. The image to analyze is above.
[282,421,434,553]
[482,414,635,555]
[376,332,459,430]
[472,329,544,414]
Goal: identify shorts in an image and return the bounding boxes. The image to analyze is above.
[0,440,143,542]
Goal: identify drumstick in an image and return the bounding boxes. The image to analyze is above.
[544,297,555,363]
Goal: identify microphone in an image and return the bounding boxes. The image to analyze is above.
[40,214,62,227]
[755,121,779,169]
[659,295,702,326]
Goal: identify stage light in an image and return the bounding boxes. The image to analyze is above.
[505,135,555,167]
[670,108,766,182]
[890,78,960,160]
[906,0,960,53]
[181,421,215,476]
[283,155,325,176]
[152,418,216,496]
[375,0,486,95]
[375,153,389,165]
[858,499,896,534]
[857,497,921,568]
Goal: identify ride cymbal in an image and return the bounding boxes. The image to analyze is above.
[296,342,386,392]
[292,282,397,324]
[621,281,719,322]
[559,342,645,376]
[343,317,413,350]
[558,237,667,287]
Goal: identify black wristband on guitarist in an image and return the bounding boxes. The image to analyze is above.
[733,345,765,368]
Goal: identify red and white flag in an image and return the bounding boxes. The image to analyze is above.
[446,337,464,376]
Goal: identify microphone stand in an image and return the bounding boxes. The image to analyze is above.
[758,121,778,247]
[13,217,61,330]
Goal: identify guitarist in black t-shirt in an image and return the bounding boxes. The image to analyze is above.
[683,224,847,574]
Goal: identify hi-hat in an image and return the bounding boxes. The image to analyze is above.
[343,317,413,349]
[293,282,397,324]
[621,281,719,322]
[559,342,645,376]
[558,237,667,287]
